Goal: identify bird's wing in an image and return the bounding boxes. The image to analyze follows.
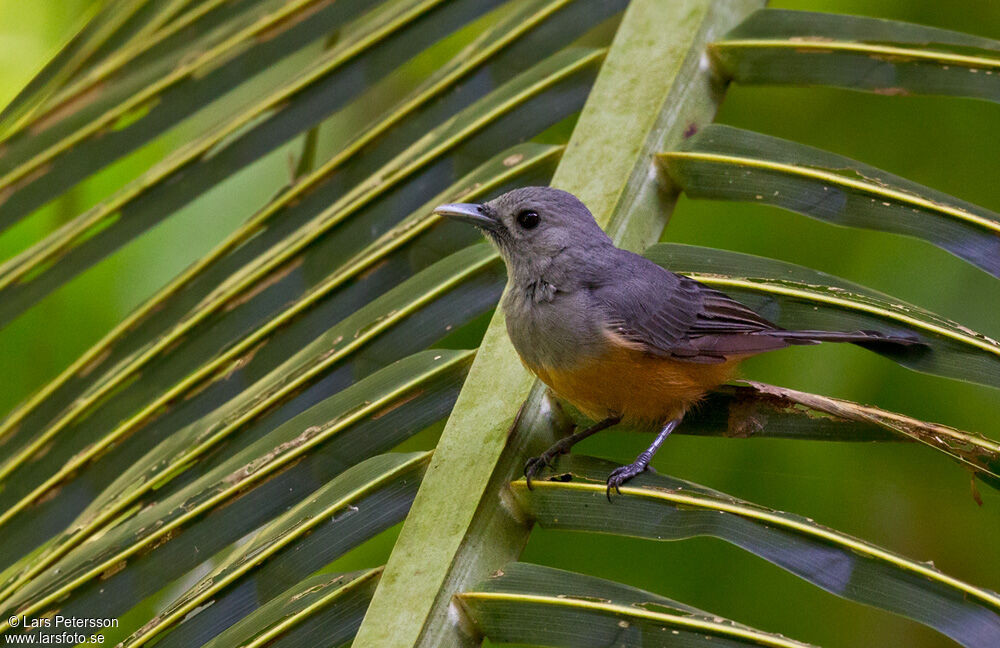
[590,253,795,363]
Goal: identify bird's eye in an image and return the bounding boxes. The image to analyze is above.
[516,210,540,230]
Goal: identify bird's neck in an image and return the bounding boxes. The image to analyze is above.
[506,251,567,304]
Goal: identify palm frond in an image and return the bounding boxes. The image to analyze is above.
[661,125,1000,277]
[515,455,1000,648]
[712,9,1000,102]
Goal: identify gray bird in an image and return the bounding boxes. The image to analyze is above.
[435,187,919,497]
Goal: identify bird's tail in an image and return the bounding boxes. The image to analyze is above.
[759,329,926,352]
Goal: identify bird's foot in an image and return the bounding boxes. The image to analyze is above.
[605,451,652,501]
[524,435,577,490]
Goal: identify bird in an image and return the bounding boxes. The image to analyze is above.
[433,187,921,498]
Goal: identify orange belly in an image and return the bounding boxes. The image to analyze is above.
[527,343,739,425]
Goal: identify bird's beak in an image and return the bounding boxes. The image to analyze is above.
[433,203,500,231]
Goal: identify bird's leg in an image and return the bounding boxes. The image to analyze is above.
[525,415,622,489]
[606,418,681,500]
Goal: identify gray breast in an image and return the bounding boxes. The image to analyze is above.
[502,282,608,370]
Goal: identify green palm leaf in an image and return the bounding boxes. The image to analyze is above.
[1,446,429,641]
[660,125,1000,276]
[11,0,312,135]
[199,568,383,648]
[0,0,399,220]
[119,452,429,648]
[0,351,462,613]
[0,0,190,133]
[459,562,814,648]
[0,245,491,569]
[711,9,1000,102]
[513,455,1000,648]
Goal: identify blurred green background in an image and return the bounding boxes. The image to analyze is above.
[1,1,998,647]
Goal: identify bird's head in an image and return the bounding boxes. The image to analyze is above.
[433,186,611,276]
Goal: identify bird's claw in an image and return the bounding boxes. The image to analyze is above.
[605,461,650,501]
[524,458,551,490]
[524,452,558,490]
[524,436,576,490]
